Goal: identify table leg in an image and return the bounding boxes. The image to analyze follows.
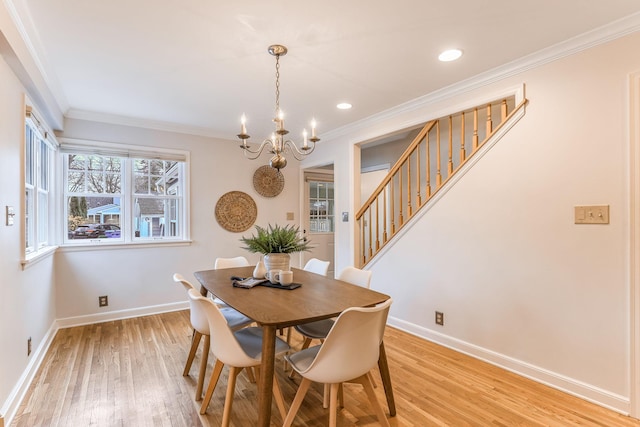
[198,284,207,297]
[377,340,396,416]
[258,325,276,427]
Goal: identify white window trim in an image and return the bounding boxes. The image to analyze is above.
[58,138,191,247]
[22,99,58,267]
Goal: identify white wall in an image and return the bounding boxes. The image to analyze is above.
[0,54,57,420]
[56,118,302,320]
[313,32,640,413]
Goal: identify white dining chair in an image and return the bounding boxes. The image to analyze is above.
[173,273,252,401]
[211,256,251,305]
[282,257,331,345]
[214,256,250,269]
[283,298,393,427]
[303,257,330,276]
[187,288,290,425]
[293,266,372,351]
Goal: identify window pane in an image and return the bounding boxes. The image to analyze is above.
[135,175,149,194]
[308,180,334,233]
[87,155,103,171]
[134,159,180,196]
[25,126,34,185]
[25,188,33,251]
[67,171,85,192]
[134,197,181,238]
[87,172,104,193]
[67,196,121,240]
[67,154,123,194]
[68,154,86,170]
[39,140,49,190]
[38,191,48,246]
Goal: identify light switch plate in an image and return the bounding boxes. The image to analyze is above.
[575,205,609,224]
[6,206,15,226]
[286,212,294,220]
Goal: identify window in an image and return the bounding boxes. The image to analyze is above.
[62,141,188,245]
[25,107,56,257]
[308,180,334,233]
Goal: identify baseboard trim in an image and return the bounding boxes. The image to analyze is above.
[56,301,189,329]
[1,301,188,426]
[1,321,57,427]
[387,316,630,415]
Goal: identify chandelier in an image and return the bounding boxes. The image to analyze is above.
[237,44,319,170]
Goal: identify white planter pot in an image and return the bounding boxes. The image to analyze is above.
[263,253,291,272]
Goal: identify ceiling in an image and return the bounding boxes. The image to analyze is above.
[9,1,640,142]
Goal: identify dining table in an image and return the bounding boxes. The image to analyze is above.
[194,265,396,427]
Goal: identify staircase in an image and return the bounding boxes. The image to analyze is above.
[356,95,528,267]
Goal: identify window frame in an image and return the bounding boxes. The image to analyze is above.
[59,138,190,247]
[23,104,57,264]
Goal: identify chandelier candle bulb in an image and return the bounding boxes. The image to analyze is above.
[311,119,317,139]
[240,114,247,135]
[303,129,308,148]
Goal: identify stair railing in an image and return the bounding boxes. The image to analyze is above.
[356,96,527,267]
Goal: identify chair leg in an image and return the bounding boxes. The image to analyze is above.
[329,383,340,427]
[245,366,256,383]
[367,370,377,388]
[200,360,224,415]
[183,331,202,376]
[221,366,242,427]
[323,383,330,408]
[195,334,210,400]
[283,377,312,427]
[301,337,313,350]
[272,374,288,420]
[352,374,390,427]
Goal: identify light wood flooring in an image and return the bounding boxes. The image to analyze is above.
[10,310,640,426]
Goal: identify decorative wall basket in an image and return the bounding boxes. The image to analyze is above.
[215,191,257,232]
[253,165,285,197]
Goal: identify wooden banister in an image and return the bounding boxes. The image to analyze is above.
[356,96,527,267]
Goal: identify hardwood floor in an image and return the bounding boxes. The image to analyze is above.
[10,310,640,426]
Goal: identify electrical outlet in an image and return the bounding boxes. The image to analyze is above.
[27,337,32,356]
[99,295,109,307]
[435,311,444,326]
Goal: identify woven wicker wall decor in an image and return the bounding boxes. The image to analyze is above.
[215,191,257,232]
[253,165,285,197]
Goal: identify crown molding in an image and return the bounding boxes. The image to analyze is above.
[321,11,640,143]
[65,12,640,140]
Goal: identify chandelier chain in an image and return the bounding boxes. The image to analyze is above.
[275,54,281,116]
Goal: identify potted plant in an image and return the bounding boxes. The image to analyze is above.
[240,224,311,272]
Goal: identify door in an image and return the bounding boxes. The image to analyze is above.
[303,172,335,278]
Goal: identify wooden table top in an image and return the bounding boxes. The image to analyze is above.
[194,266,390,328]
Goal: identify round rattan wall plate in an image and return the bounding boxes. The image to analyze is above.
[253,165,285,198]
[215,191,257,233]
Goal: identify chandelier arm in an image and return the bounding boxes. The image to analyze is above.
[283,139,316,161]
[241,139,274,160]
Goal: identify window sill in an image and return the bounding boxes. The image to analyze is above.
[59,239,193,252]
[22,245,58,270]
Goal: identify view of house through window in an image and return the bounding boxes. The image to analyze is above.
[64,150,186,243]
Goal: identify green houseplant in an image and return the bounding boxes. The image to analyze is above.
[240,224,311,272]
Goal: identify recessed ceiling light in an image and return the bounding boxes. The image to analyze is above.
[438,49,463,62]
[337,102,352,110]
